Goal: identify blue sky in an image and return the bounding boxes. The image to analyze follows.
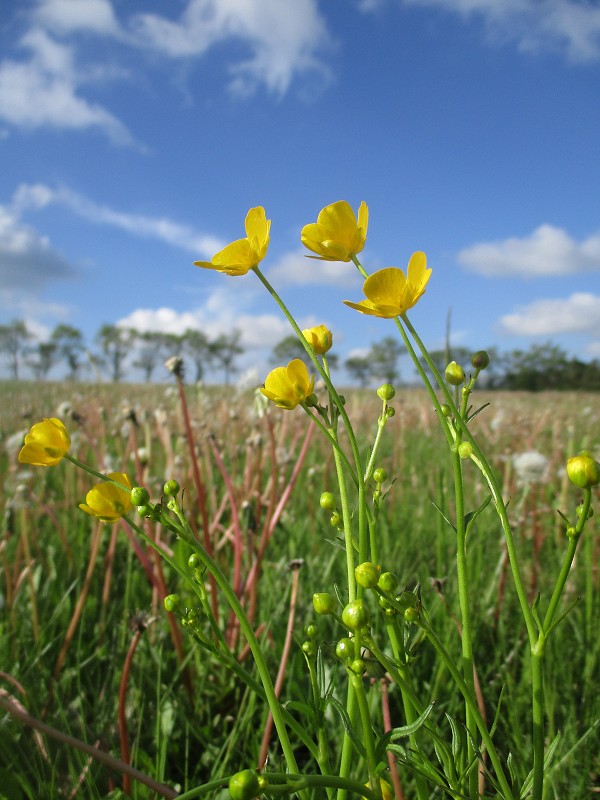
[1,0,600,383]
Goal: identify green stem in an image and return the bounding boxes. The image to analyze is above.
[336,684,357,800]
[176,772,381,799]
[351,672,380,798]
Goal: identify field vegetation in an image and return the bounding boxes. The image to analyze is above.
[1,378,598,798]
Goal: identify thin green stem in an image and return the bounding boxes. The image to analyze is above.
[351,672,381,798]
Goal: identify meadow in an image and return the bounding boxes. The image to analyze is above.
[1,379,599,799]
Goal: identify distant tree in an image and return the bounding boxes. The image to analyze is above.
[271,335,308,366]
[96,324,134,382]
[345,355,372,387]
[368,337,406,385]
[131,331,164,382]
[211,331,244,385]
[183,329,212,382]
[500,343,570,391]
[51,324,85,380]
[26,341,58,380]
[0,319,31,380]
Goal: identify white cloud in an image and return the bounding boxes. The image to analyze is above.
[499,292,600,336]
[130,0,333,95]
[34,0,121,36]
[458,224,600,277]
[0,28,135,144]
[266,251,364,288]
[401,0,600,62]
[0,202,75,292]
[12,182,224,256]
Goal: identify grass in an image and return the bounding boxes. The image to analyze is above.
[1,380,599,798]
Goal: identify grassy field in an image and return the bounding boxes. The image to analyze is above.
[1,380,599,799]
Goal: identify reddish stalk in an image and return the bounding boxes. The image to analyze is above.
[257,562,302,770]
[0,692,177,799]
[118,617,152,796]
[380,678,404,800]
[175,375,218,618]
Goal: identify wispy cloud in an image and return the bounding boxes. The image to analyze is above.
[12,183,224,257]
[499,292,600,336]
[402,0,600,62]
[0,200,75,293]
[266,251,364,288]
[458,224,600,277]
[129,0,333,96]
[0,27,136,145]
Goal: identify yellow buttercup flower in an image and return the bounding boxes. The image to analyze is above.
[194,206,270,276]
[80,473,132,524]
[344,252,431,318]
[18,418,71,466]
[301,200,368,262]
[260,359,315,410]
[302,324,333,354]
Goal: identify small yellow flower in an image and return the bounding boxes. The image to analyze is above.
[80,473,132,524]
[363,777,394,800]
[344,252,431,318]
[18,418,71,466]
[260,359,314,410]
[302,324,333,354]
[194,206,270,276]
[301,200,368,262]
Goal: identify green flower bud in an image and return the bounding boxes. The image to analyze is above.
[385,406,396,418]
[378,595,391,610]
[163,594,180,613]
[378,571,397,593]
[566,451,600,489]
[471,350,490,370]
[342,599,370,631]
[313,592,337,615]
[458,442,473,459]
[404,606,419,623]
[188,553,201,569]
[350,658,366,675]
[319,491,336,510]
[355,561,381,589]
[304,622,317,639]
[301,640,315,658]
[440,403,452,417]
[335,637,354,661]
[329,511,343,528]
[257,775,269,792]
[163,479,181,497]
[373,467,387,484]
[130,486,150,506]
[377,384,396,401]
[228,769,260,800]
[373,489,382,502]
[576,503,593,519]
[445,361,465,386]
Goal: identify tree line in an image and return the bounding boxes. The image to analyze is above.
[0,320,243,384]
[1,319,599,390]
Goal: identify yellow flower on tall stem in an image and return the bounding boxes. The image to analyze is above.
[194,206,270,276]
[18,418,71,466]
[260,359,314,410]
[80,473,132,524]
[344,252,431,318]
[301,201,368,262]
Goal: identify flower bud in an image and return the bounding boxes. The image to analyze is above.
[335,637,354,661]
[304,622,317,639]
[319,491,336,510]
[329,511,342,528]
[445,361,465,386]
[458,442,473,459]
[373,467,387,484]
[350,658,366,675]
[342,599,370,630]
[228,769,260,800]
[313,592,336,615]
[163,479,181,497]
[440,404,452,417]
[163,594,180,613]
[566,451,600,489]
[188,553,201,569]
[301,640,315,658]
[377,384,396,401]
[355,562,381,589]
[302,324,333,354]
[378,571,397,593]
[385,406,395,418]
[130,486,150,506]
[471,350,490,370]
